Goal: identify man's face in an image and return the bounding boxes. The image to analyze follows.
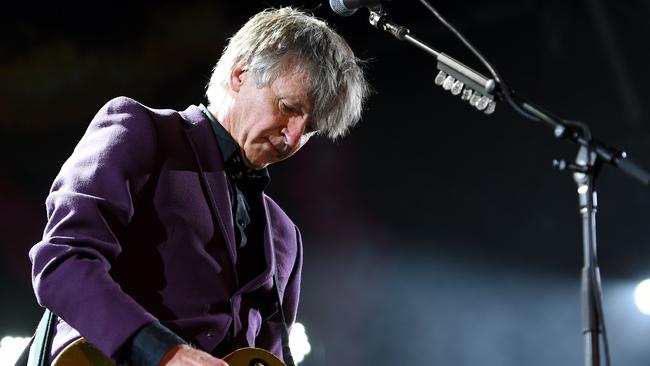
[227,63,316,169]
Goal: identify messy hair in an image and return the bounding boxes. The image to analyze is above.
[206,7,369,139]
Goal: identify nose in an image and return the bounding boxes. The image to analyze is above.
[282,117,307,150]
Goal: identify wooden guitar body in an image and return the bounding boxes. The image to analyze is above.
[52,337,286,366]
[223,347,286,366]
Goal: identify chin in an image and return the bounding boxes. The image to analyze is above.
[250,162,269,170]
[243,148,276,169]
[242,156,269,170]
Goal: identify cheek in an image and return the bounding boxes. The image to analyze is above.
[242,120,266,141]
[250,118,283,141]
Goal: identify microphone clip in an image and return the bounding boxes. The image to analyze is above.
[368,8,410,41]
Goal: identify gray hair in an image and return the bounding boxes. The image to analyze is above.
[206,7,369,139]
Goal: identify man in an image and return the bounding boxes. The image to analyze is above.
[28,7,368,366]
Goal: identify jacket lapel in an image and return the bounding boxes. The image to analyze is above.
[180,105,238,272]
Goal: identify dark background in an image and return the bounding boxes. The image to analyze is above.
[2,1,650,365]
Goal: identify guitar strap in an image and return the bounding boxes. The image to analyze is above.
[15,308,55,366]
[272,271,296,366]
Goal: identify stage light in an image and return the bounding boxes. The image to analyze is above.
[434,71,446,86]
[442,75,455,91]
[451,80,464,95]
[469,91,481,106]
[289,322,311,364]
[0,336,31,365]
[634,279,650,315]
[476,96,491,111]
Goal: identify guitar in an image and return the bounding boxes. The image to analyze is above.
[52,337,286,366]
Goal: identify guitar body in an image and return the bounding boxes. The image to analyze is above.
[52,337,286,366]
[224,347,286,366]
[51,338,113,366]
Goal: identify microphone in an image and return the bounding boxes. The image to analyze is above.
[329,0,383,17]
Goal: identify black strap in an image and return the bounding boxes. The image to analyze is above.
[15,309,56,366]
[272,272,295,366]
[31,309,56,366]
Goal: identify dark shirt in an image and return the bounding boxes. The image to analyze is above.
[200,104,270,247]
[127,104,269,365]
[199,103,270,286]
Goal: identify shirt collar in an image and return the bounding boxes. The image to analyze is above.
[198,104,270,191]
[199,103,238,163]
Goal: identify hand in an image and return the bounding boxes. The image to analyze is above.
[159,344,229,366]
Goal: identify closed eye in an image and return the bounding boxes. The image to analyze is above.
[280,100,318,137]
[280,102,300,116]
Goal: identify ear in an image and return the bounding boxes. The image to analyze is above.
[229,62,247,93]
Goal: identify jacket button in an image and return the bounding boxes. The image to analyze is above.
[207,331,214,338]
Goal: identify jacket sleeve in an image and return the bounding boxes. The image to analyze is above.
[256,226,303,359]
[29,96,162,361]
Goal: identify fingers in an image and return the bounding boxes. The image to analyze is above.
[159,344,230,366]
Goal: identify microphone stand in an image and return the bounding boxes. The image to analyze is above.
[363,6,650,366]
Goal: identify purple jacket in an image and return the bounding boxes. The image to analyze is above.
[29,97,303,362]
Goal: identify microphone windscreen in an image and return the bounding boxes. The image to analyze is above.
[329,0,357,16]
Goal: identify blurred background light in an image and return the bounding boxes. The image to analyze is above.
[289,322,311,364]
[634,279,650,315]
[0,336,30,365]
